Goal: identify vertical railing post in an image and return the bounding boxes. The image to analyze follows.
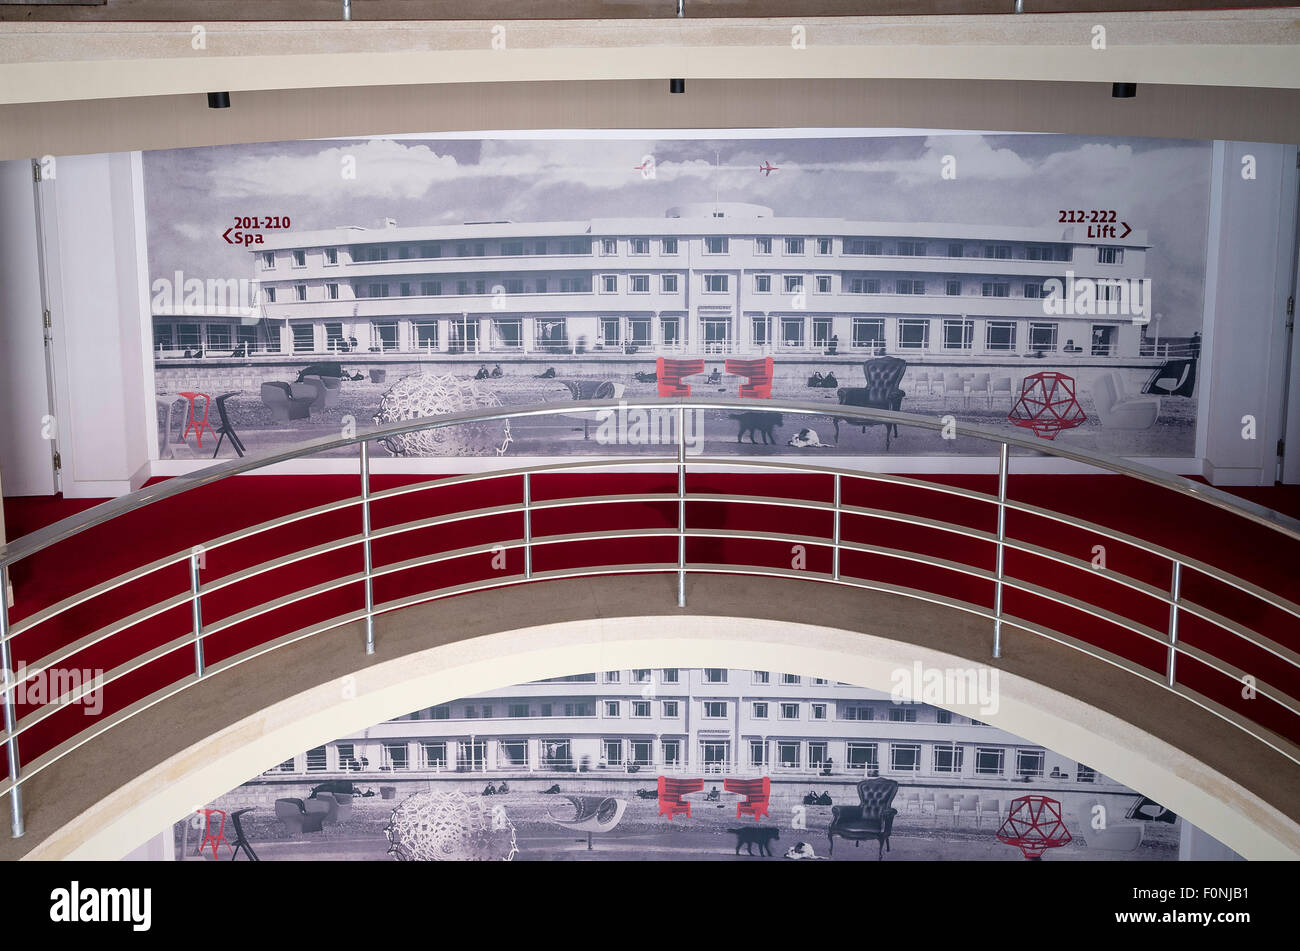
[1167,560,1182,687]
[190,550,205,678]
[992,443,1009,659]
[1,565,24,838]
[832,473,842,581]
[523,473,533,580]
[677,405,686,608]
[361,440,375,656]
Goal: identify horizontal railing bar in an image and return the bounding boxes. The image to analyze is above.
[5,397,1297,572]
[1174,599,1300,671]
[527,492,679,511]
[367,504,524,543]
[1001,535,1176,606]
[198,572,369,638]
[1174,642,1300,718]
[365,456,680,505]
[198,533,369,596]
[687,456,1003,505]
[1002,576,1172,647]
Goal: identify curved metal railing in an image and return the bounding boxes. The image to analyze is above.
[1,397,1298,840]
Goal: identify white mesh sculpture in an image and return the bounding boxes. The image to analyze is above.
[373,373,512,456]
[385,791,518,862]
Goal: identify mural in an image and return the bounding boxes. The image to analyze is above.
[172,667,1197,862]
[143,131,1212,462]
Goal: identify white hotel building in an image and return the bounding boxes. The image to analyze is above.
[268,668,1116,790]
[164,202,1152,362]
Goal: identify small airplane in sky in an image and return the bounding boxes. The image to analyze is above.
[759,161,779,176]
[633,160,653,174]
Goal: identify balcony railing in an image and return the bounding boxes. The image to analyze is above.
[1,397,1297,840]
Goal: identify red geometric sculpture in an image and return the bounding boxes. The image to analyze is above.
[657,776,704,819]
[725,357,775,399]
[1007,371,1086,439]
[196,808,232,860]
[656,358,706,397]
[724,776,771,820]
[996,795,1073,859]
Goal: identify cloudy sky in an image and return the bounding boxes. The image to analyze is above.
[143,131,1213,334]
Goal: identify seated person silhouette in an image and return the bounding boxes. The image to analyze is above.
[705,786,721,802]
[706,368,722,385]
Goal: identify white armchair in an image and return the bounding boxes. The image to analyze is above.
[1091,371,1159,430]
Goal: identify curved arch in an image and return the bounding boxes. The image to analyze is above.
[12,575,1298,861]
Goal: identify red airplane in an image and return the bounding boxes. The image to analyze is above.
[759,161,779,176]
[633,160,653,174]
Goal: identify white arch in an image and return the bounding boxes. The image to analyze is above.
[25,614,1300,861]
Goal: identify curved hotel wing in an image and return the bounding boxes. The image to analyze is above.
[203,202,1151,361]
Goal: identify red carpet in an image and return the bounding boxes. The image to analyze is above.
[2,472,1298,776]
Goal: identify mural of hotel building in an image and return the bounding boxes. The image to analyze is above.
[157,202,1152,362]
[267,668,1118,791]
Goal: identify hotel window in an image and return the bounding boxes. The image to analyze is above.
[456,280,470,296]
[501,240,524,256]
[943,319,975,351]
[947,243,964,258]
[292,250,306,267]
[599,316,621,347]
[753,702,769,719]
[660,316,681,347]
[474,279,487,295]
[704,701,728,719]
[399,282,412,297]
[816,237,833,255]
[539,704,553,717]
[933,744,963,773]
[986,321,1017,352]
[847,742,878,771]
[852,318,885,351]
[658,274,679,294]
[456,242,485,257]
[410,320,436,350]
[207,325,231,348]
[291,325,314,353]
[1029,322,1058,352]
[705,236,729,255]
[662,237,679,255]
[558,277,590,293]
[366,246,389,262]
[305,746,327,772]
[888,707,918,722]
[752,670,770,684]
[399,246,412,259]
[420,280,441,296]
[153,327,173,352]
[1076,764,1097,783]
[1024,282,1046,299]
[1097,246,1124,265]
[366,282,389,298]
[374,322,399,352]
[704,668,727,683]
[604,701,620,717]
[813,677,829,685]
[1016,750,1046,778]
[937,709,952,724]
[749,741,768,768]
[421,243,440,258]
[982,282,1010,298]
[1026,245,1055,261]
[295,285,307,301]
[498,279,521,295]
[630,274,650,293]
[785,237,805,255]
[781,317,805,348]
[783,275,803,294]
[781,673,800,684]
[704,274,729,293]
[628,318,651,347]
[630,237,650,255]
[262,251,275,268]
[602,740,623,765]
[628,741,652,767]
[815,275,832,294]
[601,275,618,293]
[176,324,201,349]
[628,669,651,684]
[983,245,1012,259]
[325,283,339,301]
[323,323,343,351]
[897,318,930,350]
[754,274,771,293]
[896,240,925,256]
[508,703,529,718]
[419,742,447,769]
[601,238,618,255]
[780,703,800,720]
[604,671,621,683]
[890,744,921,772]
[498,741,527,768]
[848,277,881,294]
[812,317,833,348]
[895,279,926,295]
[945,279,962,296]
[811,704,827,720]
[493,318,523,349]
[808,743,829,770]
[632,701,651,718]
[533,278,547,293]
[662,700,680,718]
[975,747,1005,775]
[564,701,595,717]
[662,669,679,683]
[778,742,800,768]
[754,236,772,255]
[844,238,882,255]
[262,287,276,304]
[270,758,295,773]
[320,247,337,266]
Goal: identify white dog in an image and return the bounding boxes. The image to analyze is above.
[788,428,830,448]
[783,841,826,860]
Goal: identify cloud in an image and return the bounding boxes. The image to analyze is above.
[171,221,206,241]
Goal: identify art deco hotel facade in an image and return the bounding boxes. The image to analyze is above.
[169,201,1152,361]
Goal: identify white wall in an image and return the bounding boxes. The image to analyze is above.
[38,151,153,498]
[1200,142,1300,486]
[0,159,56,498]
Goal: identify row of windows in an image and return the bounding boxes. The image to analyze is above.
[263,240,1117,267]
[400,698,974,723]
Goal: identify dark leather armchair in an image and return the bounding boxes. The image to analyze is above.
[831,357,907,449]
[828,779,900,859]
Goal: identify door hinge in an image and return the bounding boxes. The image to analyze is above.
[32,159,40,183]
[42,309,51,329]
[1279,439,1287,458]
[52,451,62,472]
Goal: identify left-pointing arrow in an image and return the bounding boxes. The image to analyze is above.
[222,227,234,244]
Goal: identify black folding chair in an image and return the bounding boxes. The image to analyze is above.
[228,808,259,861]
[212,391,246,458]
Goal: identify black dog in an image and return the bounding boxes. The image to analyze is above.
[728,826,781,856]
[729,412,783,445]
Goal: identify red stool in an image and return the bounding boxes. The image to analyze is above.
[179,391,216,449]
[996,795,1072,859]
[196,808,232,860]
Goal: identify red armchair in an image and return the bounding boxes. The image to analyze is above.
[724,777,771,820]
[725,357,774,399]
[657,358,706,397]
[658,776,704,819]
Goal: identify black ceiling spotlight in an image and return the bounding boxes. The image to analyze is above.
[670,79,685,94]
[207,92,231,109]
[1112,83,1137,99]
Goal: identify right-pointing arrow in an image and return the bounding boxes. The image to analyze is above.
[1120,222,1132,239]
